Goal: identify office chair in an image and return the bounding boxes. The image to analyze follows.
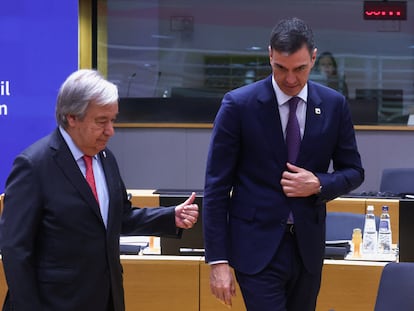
[374,262,414,311]
[326,212,367,241]
[379,168,414,195]
[325,212,378,259]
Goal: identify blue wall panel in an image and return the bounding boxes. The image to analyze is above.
[0,1,78,192]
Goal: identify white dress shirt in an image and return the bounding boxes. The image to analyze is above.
[271,76,307,139]
[59,126,109,227]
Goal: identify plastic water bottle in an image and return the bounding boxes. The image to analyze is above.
[362,205,377,254]
[378,205,392,254]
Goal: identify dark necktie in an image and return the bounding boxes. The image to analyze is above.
[83,155,99,203]
[286,96,301,164]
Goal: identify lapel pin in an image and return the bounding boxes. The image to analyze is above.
[315,108,321,115]
[103,151,106,158]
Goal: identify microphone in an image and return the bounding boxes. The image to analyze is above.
[126,73,136,97]
[154,71,162,96]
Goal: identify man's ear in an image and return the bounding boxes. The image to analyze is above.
[66,114,76,127]
[311,48,318,67]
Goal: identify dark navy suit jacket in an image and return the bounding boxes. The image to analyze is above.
[203,76,364,275]
[0,129,178,311]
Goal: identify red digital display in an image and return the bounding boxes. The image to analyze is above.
[363,1,407,20]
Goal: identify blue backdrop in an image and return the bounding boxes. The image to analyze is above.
[0,1,79,192]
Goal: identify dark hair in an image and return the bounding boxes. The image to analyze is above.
[315,51,338,74]
[269,17,315,55]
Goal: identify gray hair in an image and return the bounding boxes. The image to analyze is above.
[55,69,119,128]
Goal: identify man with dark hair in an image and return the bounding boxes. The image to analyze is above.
[203,17,364,311]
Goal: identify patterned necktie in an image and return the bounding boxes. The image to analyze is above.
[286,96,301,164]
[83,155,99,203]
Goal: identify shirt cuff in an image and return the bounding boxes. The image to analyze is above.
[208,260,229,265]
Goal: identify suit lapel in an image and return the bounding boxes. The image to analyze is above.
[50,129,103,223]
[99,149,117,230]
[256,76,288,168]
[257,79,325,167]
[297,82,323,164]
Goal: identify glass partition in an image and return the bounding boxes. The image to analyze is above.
[96,0,414,126]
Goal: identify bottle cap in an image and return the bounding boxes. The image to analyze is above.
[367,205,374,212]
[382,205,389,212]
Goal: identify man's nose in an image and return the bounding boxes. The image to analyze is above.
[104,122,115,136]
[285,71,297,84]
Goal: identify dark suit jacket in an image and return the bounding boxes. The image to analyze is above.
[0,129,179,311]
[203,76,364,275]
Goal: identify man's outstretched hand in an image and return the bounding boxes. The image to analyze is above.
[175,192,199,229]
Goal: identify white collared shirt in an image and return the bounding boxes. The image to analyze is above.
[271,76,307,139]
[59,126,109,227]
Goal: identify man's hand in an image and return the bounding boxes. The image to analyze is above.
[210,263,236,307]
[281,162,321,197]
[175,192,199,229]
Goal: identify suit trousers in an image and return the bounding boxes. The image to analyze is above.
[107,292,115,311]
[235,230,322,311]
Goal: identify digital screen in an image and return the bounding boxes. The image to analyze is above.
[0,1,78,192]
[363,1,407,20]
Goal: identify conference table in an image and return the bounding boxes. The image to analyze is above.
[0,255,386,311]
[125,190,397,311]
[0,191,400,310]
